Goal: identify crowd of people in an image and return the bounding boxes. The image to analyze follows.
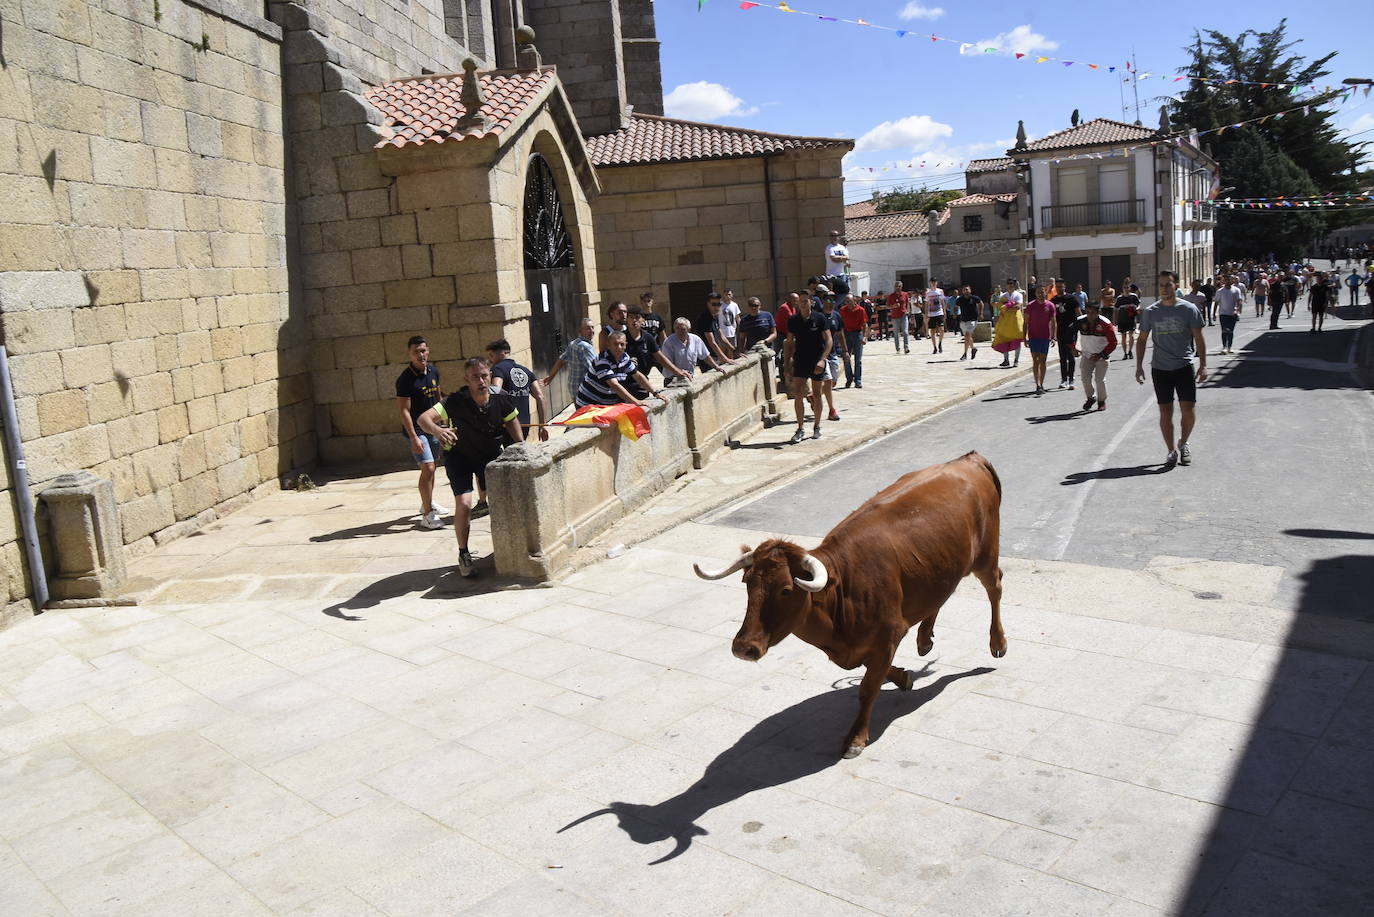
[390,230,1371,575]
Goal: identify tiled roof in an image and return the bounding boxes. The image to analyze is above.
[585,114,852,167]
[1016,118,1158,153]
[947,192,1017,208]
[366,68,556,148]
[844,210,929,242]
[844,199,879,219]
[966,157,1012,173]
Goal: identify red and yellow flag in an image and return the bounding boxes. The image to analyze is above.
[560,403,651,441]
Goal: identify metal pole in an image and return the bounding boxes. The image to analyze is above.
[0,344,49,611]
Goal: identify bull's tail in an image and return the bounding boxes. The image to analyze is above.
[962,450,1002,498]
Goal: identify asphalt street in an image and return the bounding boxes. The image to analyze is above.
[707,310,1374,622]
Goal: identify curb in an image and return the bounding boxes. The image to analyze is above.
[562,362,1034,574]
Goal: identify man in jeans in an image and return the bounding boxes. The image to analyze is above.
[839,293,868,388]
[887,282,911,354]
[1136,270,1207,467]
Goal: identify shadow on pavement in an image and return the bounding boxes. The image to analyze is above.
[559,666,993,864]
[310,515,422,542]
[1175,552,1374,914]
[321,563,520,620]
[1213,324,1364,391]
[1060,464,1169,485]
[1026,409,1089,424]
[1283,528,1374,540]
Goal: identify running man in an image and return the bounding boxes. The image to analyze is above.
[923,280,947,354]
[1075,301,1117,411]
[1024,285,1056,395]
[784,290,831,443]
[417,358,524,577]
[954,284,983,361]
[1135,270,1207,467]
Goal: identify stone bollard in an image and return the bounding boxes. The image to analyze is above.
[973,320,994,343]
[40,471,129,605]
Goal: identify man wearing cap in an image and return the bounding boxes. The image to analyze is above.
[638,291,668,343]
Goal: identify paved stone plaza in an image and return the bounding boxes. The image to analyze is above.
[3,345,1372,915]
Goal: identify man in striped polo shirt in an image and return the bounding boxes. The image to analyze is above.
[575,331,667,409]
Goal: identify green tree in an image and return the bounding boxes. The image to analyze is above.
[1168,20,1368,259]
[875,185,964,214]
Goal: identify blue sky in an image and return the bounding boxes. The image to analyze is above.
[655,2,1374,202]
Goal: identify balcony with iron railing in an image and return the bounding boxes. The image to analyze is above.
[1040,199,1145,231]
[1183,200,1218,223]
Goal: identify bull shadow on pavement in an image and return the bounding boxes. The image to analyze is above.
[1173,552,1374,915]
[321,562,522,620]
[1212,324,1364,392]
[559,665,994,864]
[1026,408,1091,424]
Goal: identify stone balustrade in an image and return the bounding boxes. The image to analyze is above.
[487,349,778,579]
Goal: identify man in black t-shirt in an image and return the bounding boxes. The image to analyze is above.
[485,339,550,443]
[1308,271,1332,333]
[1052,292,1080,389]
[394,335,446,529]
[417,357,524,578]
[639,291,667,344]
[954,285,983,361]
[624,306,688,392]
[784,292,831,444]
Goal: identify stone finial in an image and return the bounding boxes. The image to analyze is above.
[1014,120,1027,151]
[454,58,491,131]
[1158,105,1170,134]
[515,25,541,70]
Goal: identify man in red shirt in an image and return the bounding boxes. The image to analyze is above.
[887,281,911,354]
[838,294,869,388]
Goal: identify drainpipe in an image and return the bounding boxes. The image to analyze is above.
[0,343,49,611]
[763,154,781,307]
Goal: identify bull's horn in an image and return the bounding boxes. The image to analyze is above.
[693,550,752,580]
[793,553,829,592]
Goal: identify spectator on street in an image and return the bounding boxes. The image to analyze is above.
[662,317,724,382]
[698,293,737,365]
[542,317,596,397]
[485,339,550,443]
[888,282,911,354]
[597,301,628,352]
[839,293,868,387]
[784,288,831,443]
[719,289,742,350]
[818,295,844,421]
[394,335,446,530]
[625,306,689,388]
[737,296,778,351]
[576,331,667,408]
[954,284,983,362]
[639,291,668,343]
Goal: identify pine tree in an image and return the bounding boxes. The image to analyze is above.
[1168,21,1368,259]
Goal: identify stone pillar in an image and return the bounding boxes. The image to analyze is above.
[40,471,128,605]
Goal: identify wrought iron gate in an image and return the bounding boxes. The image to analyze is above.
[522,154,582,414]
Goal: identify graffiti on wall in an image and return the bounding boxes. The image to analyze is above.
[934,239,1015,257]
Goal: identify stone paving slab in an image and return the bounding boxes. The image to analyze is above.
[3,511,1374,913]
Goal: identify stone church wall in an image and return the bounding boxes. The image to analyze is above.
[0,0,315,626]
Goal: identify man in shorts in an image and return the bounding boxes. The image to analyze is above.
[954,284,983,361]
[1136,270,1207,468]
[784,290,831,443]
[395,335,447,530]
[417,358,524,577]
[818,294,844,421]
[1308,270,1332,333]
[1114,283,1140,359]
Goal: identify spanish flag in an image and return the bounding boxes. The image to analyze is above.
[560,403,651,441]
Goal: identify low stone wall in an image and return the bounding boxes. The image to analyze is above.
[487,350,776,579]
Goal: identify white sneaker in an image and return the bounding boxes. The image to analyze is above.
[1179,442,1192,466]
[428,503,451,516]
[1166,449,1179,466]
[421,510,443,530]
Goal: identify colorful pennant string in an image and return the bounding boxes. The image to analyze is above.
[727,2,1338,94]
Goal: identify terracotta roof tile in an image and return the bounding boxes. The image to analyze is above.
[844,199,879,219]
[844,210,929,242]
[586,114,852,167]
[366,68,556,148]
[947,192,1017,207]
[1017,117,1158,153]
[966,157,1013,173]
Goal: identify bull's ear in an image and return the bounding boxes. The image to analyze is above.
[739,544,753,555]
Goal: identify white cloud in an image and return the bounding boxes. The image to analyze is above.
[962,24,1058,57]
[854,115,954,153]
[898,3,945,20]
[663,82,759,121]
[1348,113,1374,134]
[842,138,1018,189]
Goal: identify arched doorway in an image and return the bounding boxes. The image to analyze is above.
[523,153,582,413]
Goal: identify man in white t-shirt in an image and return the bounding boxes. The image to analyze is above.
[719,289,742,350]
[1214,275,1244,354]
[824,230,850,296]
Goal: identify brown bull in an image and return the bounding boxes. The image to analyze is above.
[694,451,1006,758]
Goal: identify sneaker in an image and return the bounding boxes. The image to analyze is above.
[811,428,822,440]
[904,348,910,354]
[1057,382,1066,389]
[1083,397,1096,411]
[1179,442,1192,466]
[788,428,806,445]
[855,381,863,388]
[1166,449,1179,466]
[999,360,1010,368]
[420,509,443,530]
[1067,381,1076,389]
[471,501,490,519]
[959,354,967,361]
[843,381,852,389]
[429,503,451,516]
[972,348,978,358]
[828,411,840,421]
[458,548,475,578]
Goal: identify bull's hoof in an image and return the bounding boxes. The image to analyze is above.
[843,745,864,759]
[917,641,934,657]
[991,643,1007,658]
[899,669,915,691]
